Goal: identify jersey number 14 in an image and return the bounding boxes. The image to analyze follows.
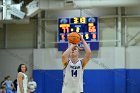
[71,70,77,77]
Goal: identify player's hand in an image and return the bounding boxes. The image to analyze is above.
[77,33,84,42]
[68,43,77,47]
[77,33,82,39]
[27,89,30,93]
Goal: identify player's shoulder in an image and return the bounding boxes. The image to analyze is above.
[18,72,24,76]
[78,59,83,63]
[67,59,71,64]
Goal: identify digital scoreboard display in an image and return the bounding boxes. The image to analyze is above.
[58,17,99,51]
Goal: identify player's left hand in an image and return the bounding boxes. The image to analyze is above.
[77,33,84,42]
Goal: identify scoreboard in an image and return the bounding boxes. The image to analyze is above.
[58,17,99,51]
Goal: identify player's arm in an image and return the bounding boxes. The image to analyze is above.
[18,72,23,93]
[62,44,76,67]
[27,89,30,93]
[81,36,91,68]
[1,81,6,86]
[11,82,14,90]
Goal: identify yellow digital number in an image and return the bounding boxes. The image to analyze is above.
[80,17,86,23]
[74,18,78,24]
[76,27,80,32]
[85,34,89,39]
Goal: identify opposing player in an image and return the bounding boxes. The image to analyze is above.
[62,34,91,93]
[2,76,14,93]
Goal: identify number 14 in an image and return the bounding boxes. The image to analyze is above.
[71,70,77,77]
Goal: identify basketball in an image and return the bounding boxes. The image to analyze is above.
[67,32,81,44]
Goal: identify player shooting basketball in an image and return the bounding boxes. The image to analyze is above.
[62,33,91,93]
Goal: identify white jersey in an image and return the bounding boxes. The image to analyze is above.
[28,81,37,92]
[17,72,28,93]
[62,59,83,93]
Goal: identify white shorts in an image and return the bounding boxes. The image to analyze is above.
[62,86,81,93]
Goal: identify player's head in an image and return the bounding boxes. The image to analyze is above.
[70,46,80,58]
[18,64,27,73]
[6,75,10,80]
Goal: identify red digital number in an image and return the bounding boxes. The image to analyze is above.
[62,27,69,33]
[88,26,96,32]
[92,34,96,39]
[61,34,65,40]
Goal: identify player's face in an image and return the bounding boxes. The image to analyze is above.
[7,77,10,80]
[70,47,79,57]
[21,65,26,73]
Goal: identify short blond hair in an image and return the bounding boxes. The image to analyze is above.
[72,46,80,51]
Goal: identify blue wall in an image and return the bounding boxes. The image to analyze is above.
[33,69,140,93]
[126,69,140,93]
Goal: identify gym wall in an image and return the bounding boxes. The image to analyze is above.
[0,6,140,93]
[33,47,140,93]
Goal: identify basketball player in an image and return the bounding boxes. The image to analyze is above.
[17,64,29,93]
[62,34,91,93]
[28,77,37,93]
[2,75,14,93]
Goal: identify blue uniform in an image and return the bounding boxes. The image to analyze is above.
[5,80,13,93]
